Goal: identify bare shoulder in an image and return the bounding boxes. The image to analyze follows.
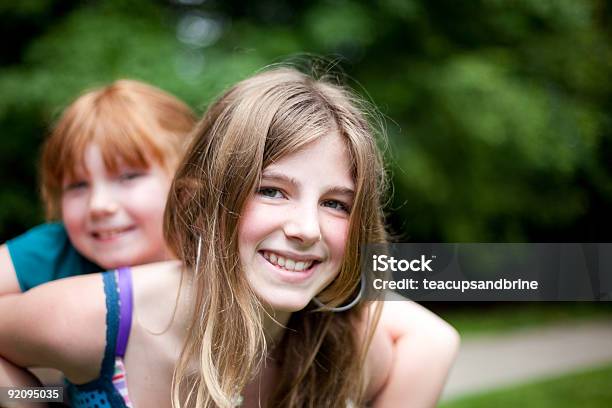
[379,294,460,346]
[130,260,184,288]
[0,273,107,384]
[360,297,460,364]
[130,260,187,331]
[130,260,184,302]
[361,298,461,406]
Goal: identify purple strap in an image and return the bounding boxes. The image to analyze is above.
[116,266,133,358]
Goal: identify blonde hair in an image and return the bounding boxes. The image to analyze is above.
[165,67,388,407]
[40,79,196,219]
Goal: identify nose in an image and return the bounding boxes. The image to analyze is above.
[89,184,119,218]
[283,201,322,246]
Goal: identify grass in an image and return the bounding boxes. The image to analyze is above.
[439,364,612,407]
[433,304,612,406]
[435,302,612,337]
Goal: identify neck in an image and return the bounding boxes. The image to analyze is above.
[262,308,291,346]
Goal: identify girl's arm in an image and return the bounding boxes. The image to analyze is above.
[365,299,460,408]
[0,274,106,384]
[0,356,49,408]
[1,223,97,294]
[0,244,21,295]
[0,355,42,386]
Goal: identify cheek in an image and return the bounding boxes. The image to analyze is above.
[238,200,273,252]
[123,177,172,223]
[61,195,90,253]
[61,195,85,232]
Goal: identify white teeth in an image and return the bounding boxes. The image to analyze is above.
[262,251,315,272]
[95,228,128,239]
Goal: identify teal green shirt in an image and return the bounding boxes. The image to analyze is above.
[6,223,100,291]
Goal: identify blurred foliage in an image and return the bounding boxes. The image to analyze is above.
[1,0,611,242]
[438,302,612,337]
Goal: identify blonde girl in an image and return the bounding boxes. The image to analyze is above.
[0,68,458,407]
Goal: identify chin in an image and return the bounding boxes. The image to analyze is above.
[94,259,125,270]
[93,254,138,270]
[99,247,161,268]
[263,296,311,313]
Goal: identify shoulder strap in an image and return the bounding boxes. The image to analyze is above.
[116,266,133,358]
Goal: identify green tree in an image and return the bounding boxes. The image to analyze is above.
[1,0,611,242]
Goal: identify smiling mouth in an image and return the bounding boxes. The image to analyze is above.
[91,226,135,240]
[260,251,320,272]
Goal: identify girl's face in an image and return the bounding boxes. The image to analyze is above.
[61,144,173,269]
[238,132,355,313]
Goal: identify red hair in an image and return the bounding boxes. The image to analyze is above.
[40,79,196,219]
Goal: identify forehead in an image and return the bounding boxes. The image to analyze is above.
[64,142,151,179]
[263,132,354,190]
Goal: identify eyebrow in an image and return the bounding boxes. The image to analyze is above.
[261,170,355,198]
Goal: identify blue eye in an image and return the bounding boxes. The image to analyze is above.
[257,187,285,199]
[119,172,143,181]
[322,200,351,214]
